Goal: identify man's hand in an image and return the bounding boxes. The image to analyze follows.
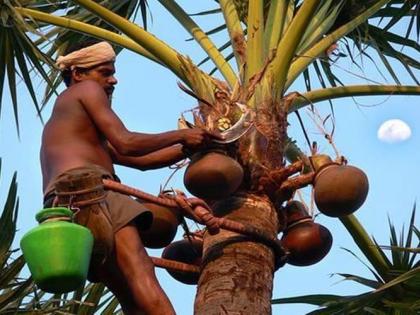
[180,128,224,151]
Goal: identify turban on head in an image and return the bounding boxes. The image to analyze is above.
[56,41,116,71]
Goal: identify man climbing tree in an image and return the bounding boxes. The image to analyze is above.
[40,39,221,315]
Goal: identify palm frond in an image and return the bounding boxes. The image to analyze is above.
[0,168,18,269]
[0,162,37,314]
[0,1,55,133]
[333,1,420,85]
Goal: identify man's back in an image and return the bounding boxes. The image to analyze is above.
[40,81,114,193]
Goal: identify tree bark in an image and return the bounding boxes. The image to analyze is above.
[194,193,280,315]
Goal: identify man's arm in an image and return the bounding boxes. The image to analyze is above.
[79,80,219,156]
[108,143,186,170]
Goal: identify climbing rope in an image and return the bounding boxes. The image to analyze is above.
[151,257,200,274]
[102,179,287,270]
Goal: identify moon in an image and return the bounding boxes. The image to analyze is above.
[377,119,412,143]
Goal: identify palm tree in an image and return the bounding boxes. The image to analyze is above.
[1,1,420,314]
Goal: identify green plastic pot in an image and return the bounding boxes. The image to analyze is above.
[20,207,94,293]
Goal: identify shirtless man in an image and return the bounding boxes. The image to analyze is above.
[40,40,220,314]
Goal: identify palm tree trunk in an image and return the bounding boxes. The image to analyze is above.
[194,193,280,314]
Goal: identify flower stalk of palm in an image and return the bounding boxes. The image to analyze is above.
[1,0,420,314]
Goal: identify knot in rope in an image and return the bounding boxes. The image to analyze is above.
[173,192,220,235]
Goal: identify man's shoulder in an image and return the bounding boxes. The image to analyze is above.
[58,80,104,101]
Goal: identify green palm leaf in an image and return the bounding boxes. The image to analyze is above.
[0,161,38,314]
[272,294,344,306]
[334,273,381,290]
[0,168,18,269]
[330,1,420,85]
[0,1,55,134]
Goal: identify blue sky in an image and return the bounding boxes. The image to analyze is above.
[1,2,419,314]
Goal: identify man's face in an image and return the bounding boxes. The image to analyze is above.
[75,62,117,98]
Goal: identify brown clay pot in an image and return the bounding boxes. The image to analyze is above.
[184,151,244,200]
[314,163,369,217]
[162,237,203,285]
[283,200,311,225]
[280,200,333,266]
[281,220,333,266]
[138,199,181,249]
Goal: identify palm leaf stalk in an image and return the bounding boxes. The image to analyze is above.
[1,1,420,314]
[263,0,288,56]
[268,0,322,97]
[157,0,238,88]
[219,0,246,70]
[16,8,159,63]
[244,0,265,85]
[290,85,420,111]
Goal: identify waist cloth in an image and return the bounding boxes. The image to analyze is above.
[43,165,153,282]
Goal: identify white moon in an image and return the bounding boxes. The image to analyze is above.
[377,119,411,143]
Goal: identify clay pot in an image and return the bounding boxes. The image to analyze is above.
[283,200,311,225]
[138,199,181,249]
[281,220,333,266]
[184,151,244,200]
[280,200,333,266]
[314,163,369,217]
[162,237,203,285]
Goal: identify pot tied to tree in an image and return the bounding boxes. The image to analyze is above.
[162,234,203,285]
[280,200,332,266]
[137,192,182,249]
[184,149,244,200]
[311,155,369,217]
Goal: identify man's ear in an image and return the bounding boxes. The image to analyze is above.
[72,68,86,83]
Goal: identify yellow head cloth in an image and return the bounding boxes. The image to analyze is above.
[56,41,116,71]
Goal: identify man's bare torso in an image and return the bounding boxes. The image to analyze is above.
[40,82,114,193]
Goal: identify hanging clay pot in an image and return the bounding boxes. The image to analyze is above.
[280,201,333,266]
[138,197,181,249]
[161,237,203,285]
[20,207,93,293]
[184,150,244,200]
[312,155,369,217]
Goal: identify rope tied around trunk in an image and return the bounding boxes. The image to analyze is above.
[102,179,287,269]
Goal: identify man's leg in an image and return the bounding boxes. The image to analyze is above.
[100,222,175,315]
